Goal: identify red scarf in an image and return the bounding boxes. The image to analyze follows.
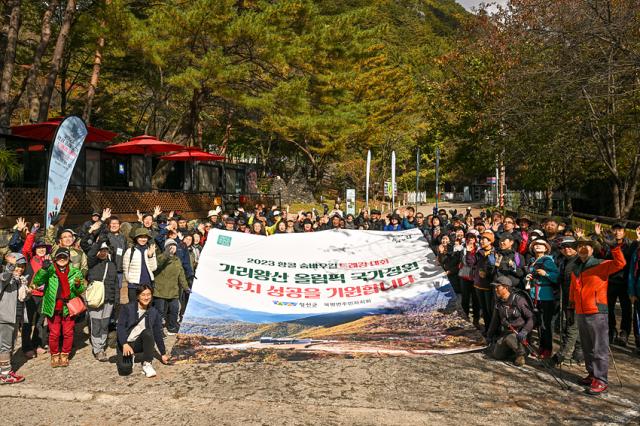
[54,264,71,312]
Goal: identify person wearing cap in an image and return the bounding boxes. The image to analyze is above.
[474,230,498,334]
[123,228,158,304]
[20,239,51,358]
[85,240,118,361]
[0,254,29,383]
[551,236,583,366]
[594,223,638,346]
[569,236,626,395]
[45,226,88,277]
[369,209,385,231]
[237,218,250,234]
[32,248,85,368]
[486,276,534,367]
[153,238,189,335]
[224,216,236,232]
[494,232,526,290]
[525,238,559,358]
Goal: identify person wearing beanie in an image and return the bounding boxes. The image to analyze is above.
[152,238,189,335]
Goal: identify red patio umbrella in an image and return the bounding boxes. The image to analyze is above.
[104,135,185,191]
[159,147,225,161]
[11,117,118,143]
[104,135,185,155]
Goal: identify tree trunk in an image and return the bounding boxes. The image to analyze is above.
[8,0,58,124]
[0,0,21,129]
[36,0,77,123]
[545,186,553,216]
[82,0,110,124]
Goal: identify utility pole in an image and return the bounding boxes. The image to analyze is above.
[415,147,420,208]
[435,147,440,212]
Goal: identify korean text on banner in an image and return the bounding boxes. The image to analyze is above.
[45,116,88,227]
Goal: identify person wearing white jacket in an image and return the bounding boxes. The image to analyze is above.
[123,228,157,303]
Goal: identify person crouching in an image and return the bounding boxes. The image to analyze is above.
[486,276,535,366]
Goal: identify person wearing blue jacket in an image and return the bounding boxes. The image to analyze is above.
[526,239,559,358]
[384,214,403,231]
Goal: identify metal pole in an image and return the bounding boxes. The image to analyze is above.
[435,147,440,211]
[365,150,371,208]
[391,150,396,210]
[415,147,420,207]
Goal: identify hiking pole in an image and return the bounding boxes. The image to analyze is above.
[508,326,569,390]
[608,346,623,387]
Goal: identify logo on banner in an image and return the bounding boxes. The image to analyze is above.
[217,235,232,246]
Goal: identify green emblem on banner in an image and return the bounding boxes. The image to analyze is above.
[217,235,232,246]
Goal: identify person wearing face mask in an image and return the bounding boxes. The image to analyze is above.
[568,236,625,395]
[32,248,85,368]
[152,239,189,335]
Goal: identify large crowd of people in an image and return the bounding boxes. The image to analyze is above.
[0,203,638,396]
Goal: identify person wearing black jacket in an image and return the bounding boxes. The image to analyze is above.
[117,285,168,378]
[487,276,535,367]
[86,241,118,362]
[437,235,462,294]
[494,234,526,289]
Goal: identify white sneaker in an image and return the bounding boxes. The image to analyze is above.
[141,361,156,378]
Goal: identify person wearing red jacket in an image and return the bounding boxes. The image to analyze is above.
[569,236,625,395]
[21,237,52,358]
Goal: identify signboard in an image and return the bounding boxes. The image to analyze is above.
[175,229,484,359]
[345,188,356,215]
[384,181,397,198]
[486,177,497,184]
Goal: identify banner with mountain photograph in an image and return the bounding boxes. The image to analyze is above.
[174,228,484,362]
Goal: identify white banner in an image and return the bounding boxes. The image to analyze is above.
[184,228,450,324]
[45,116,88,227]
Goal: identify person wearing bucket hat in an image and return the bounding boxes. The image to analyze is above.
[86,240,118,362]
[569,234,626,395]
[123,228,158,304]
[486,276,534,367]
[525,239,559,359]
[384,214,402,232]
[32,245,85,368]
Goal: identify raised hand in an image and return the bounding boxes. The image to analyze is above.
[136,209,143,223]
[594,223,602,235]
[153,205,162,218]
[575,227,584,238]
[168,210,174,219]
[101,208,112,221]
[16,217,26,232]
[147,244,156,257]
[31,222,40,233]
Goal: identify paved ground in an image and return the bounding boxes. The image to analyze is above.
[3,326,640,425]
